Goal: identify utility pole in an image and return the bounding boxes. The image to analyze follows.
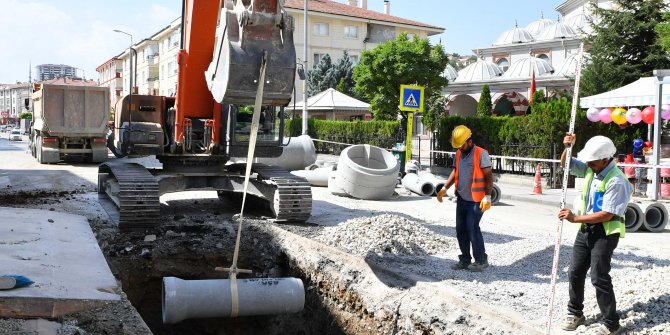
[302,0,308,135]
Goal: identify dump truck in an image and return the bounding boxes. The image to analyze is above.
[30,83,110,164]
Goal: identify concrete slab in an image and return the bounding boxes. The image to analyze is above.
[0,207,119,318]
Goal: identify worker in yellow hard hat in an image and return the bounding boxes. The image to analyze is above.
[436,125,494,272]
[557,133,631,334]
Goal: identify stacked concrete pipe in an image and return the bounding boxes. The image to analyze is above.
[162,277,305,323]
[417,173,446,195]
[624,202,644,232]
[639,202,669,232]
[402,173,435,196]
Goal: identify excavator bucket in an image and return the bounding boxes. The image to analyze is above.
[206,0,296,106]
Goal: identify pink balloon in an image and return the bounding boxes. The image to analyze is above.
[586,107,601,122]
[599,108,613,124]
[626,108,642,124]
[662,104,670,120]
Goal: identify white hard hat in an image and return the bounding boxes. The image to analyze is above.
[577,136,617,162]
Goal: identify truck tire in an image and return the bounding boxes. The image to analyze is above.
[36,135,44,164]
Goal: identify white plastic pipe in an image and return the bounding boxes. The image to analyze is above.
[162,277,305,324]
[402,173,435,196]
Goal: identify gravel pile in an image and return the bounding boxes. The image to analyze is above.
[316,213,455,257]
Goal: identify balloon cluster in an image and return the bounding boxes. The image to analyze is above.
[585,105,670,125]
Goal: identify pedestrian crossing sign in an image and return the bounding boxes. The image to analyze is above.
[399,85,424,112]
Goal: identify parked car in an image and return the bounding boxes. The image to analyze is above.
[9,129,22,141]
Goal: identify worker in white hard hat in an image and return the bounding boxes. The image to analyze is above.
[436,125,493,272]
[558,133,632,335]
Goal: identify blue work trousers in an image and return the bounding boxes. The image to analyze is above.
[455,196,487,264]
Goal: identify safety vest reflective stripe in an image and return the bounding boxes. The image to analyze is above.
[454,146,487,202]
[579,164,630,238]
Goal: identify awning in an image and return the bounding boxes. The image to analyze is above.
[286,88,369,111]
[579,77,670,108]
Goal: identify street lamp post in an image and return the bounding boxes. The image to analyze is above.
[113,29,133,97]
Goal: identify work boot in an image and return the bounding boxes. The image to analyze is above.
[561,314,585,331]
[450,261,470,270]
[467,260,489,272]
[586,323,621,335]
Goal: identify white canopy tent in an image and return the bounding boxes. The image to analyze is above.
[579,72,670,200]
[286,88,370,120]
[579,77,670,108]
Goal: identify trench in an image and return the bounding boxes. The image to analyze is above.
[101,221,349,335]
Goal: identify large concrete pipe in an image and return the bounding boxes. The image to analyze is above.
[162,277,305,324]
[333,144,399,200]
[624,202,644,232]
[418,173,446,195]
[640,202,669,232]
[255,135,317,171]
[291,165,334,187]
[402,173,435,196]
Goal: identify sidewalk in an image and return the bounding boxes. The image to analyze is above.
[496,182,580,208]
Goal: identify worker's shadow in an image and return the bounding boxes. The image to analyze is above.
[617,293,670,333]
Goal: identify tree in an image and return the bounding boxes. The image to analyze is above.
[331,51,356,97]
[422,91,447,131]
[353,33,449,121]
[656,12,670,52]
[307,54,336,96]
[476,84,492,117]
[581,0,670,97]
[19,112,32,119]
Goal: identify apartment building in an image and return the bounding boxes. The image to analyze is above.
[96,56,123,104]
[98,1,443,106]
[0,83,31,125]
[36,64,77,81]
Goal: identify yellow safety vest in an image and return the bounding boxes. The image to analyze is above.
[579,165,629,238]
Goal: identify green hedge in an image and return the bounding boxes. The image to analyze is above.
[286,118,402,153]
[436,98,646,158]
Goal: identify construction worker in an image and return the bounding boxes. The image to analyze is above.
[436,125,493,272]
[558,133,631,335]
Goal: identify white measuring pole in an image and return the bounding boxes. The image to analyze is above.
[544,42,584,335]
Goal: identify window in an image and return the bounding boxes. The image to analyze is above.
[349,55,360,64]
[538,54,549,61]
[168,62,175,76]
[313,23,329,36]
[313,53,328,66]
[496,58,509,72]
[344,26,358,38]
[161,65,165,78]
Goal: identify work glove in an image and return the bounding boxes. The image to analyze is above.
[436,189,445,203]
[479,195,491,212]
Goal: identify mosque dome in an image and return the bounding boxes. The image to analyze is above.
[443,64,458,81]
[525,16,554,37]
[536,21,577,40]
[555,53,579,77]
[501,57,554,79]
[454,60,503,82]
[494,25,534,45]
[565,13,592,35]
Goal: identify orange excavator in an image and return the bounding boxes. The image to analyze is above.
[99,0,311,230]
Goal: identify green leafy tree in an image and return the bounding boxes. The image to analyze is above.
[353,33,449,121]
[422,91,447,131]
[476,84,492,117]
[657,12,670,52]
[581,0,670,96]
[331,51,356,97]
[19,112,32,119]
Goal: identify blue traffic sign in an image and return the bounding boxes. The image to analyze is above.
[399,85,424,112]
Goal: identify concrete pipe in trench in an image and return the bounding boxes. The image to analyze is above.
[402,173,435,196]
[162,277,305,324]
[624,202,644,232]
[640,202,669,232]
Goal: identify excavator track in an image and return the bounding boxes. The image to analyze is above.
[251,164,312,222]
[98,162,160,231]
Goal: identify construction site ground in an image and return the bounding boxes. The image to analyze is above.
[1,136,669,335]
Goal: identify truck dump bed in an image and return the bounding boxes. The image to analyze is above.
[32,84,109,137]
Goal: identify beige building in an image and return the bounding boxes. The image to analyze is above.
[96,56,123,104]
[98,1,443,108]
[0,83,31,125]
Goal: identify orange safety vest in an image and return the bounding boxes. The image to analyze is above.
[454,145,488,202]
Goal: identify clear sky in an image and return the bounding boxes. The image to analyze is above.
[0,0,563,84]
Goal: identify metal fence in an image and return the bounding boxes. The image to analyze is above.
[430,138,571,189]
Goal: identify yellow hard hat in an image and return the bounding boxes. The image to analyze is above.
[451,125,472,148]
